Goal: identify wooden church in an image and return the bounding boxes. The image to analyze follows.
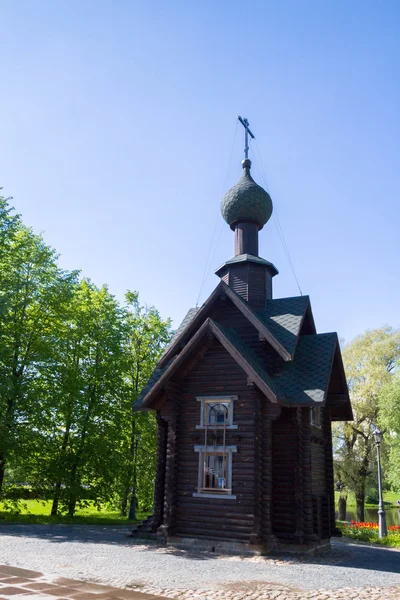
[134,120,352,554]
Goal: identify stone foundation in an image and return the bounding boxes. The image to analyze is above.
[167,535,331,556]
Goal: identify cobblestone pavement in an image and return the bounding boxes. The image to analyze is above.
[0,564,164,599]
[0,525,400,600]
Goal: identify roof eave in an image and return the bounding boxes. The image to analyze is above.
[142,317,285,409]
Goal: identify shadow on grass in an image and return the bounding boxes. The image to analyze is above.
[0,512,140,526]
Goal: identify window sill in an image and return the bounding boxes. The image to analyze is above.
[195,425,238,430]
[192,493,237,499]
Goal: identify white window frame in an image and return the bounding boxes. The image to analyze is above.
[192,445,237,499]
[310,406,322,428]
[193,396,238,499]
[195,395,238,430]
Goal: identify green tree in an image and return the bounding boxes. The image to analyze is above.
[42,279,127,517]
[0,195,77,491]
[119,291,171,516]
[335,326,400,521]
[379,372,400,491]
[0,192,173,518]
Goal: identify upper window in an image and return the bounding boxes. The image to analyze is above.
[205,401,230,426]
[310,406,322,428]
[196,395,237,428]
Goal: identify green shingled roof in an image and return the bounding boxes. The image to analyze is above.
[215,254,279,278]
[278,333,338,404]
[258,296,312,358]
[163,307,198,352]
[133,359,175,410]
[134,285,346,413]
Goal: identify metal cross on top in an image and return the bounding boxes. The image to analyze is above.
[238,116,255,160]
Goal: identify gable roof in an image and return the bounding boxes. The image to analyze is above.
[137,318,283,410]
[158,281,293,367]
[257,296,315,359]
[211,322,283,402]
[278,333,337,404]
[135,282,351,420]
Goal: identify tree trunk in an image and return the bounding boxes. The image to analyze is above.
[338,493,347,521]
[0,456,6,491]
[355,491,365,522]
[67,496,76,518]
[120,481,130,517]
[50,426,70,515]
[51,482,62,516]
[120,417,136,517]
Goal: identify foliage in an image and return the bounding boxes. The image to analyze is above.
[334,326,400,521]
[0,192,78,492]
[36,280,129,516]
[364,487,380,505]
[0,193,172,518]
[379,373,400,491]
[340,520,400,548]
[119,292,172,515]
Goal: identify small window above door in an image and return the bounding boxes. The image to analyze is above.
[310,406,322,428]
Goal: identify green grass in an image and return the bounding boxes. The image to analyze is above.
[336,521,400,548]
[334,490,399,508]
[0,499,147,525]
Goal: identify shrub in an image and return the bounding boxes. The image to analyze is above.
[365,488,380,504]
[341,520,400,547]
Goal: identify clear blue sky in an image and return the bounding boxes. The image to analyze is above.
[1,0,399,342]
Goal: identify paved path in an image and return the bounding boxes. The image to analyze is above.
[0,524,400,599]
[0,564,164,599]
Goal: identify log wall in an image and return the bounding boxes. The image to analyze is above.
[161,340,257,542]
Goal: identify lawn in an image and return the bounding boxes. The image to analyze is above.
[334,489,399,509]
[0,499,146,525]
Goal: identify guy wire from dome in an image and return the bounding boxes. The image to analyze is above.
[252,138,302,296]
[195,121,239,307]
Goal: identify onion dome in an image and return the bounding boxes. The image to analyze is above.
[221,159,273,230]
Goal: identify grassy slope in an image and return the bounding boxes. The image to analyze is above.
[0,499,146,525]
[334,490,399,508]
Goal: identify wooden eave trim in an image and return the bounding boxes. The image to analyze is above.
[331,343,353,420]
[331,406,354,421]
[220,282,292,361]
[322,338,353,421]
[208,320,281,404]
[143,316,282,408]
[321,334,340,406]
[305,301,317,334]
[289,297,315,358]
[327,393,348,405]
[159,280,292,367]
[142,318,214,408]
[158,282,225,368]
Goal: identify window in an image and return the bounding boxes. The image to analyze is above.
[193,445,237,498]
[310,406,322,428]
[196,395,237,429]
[193,396,238,498]
[206,401,229,426]
[203,453,227,491]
